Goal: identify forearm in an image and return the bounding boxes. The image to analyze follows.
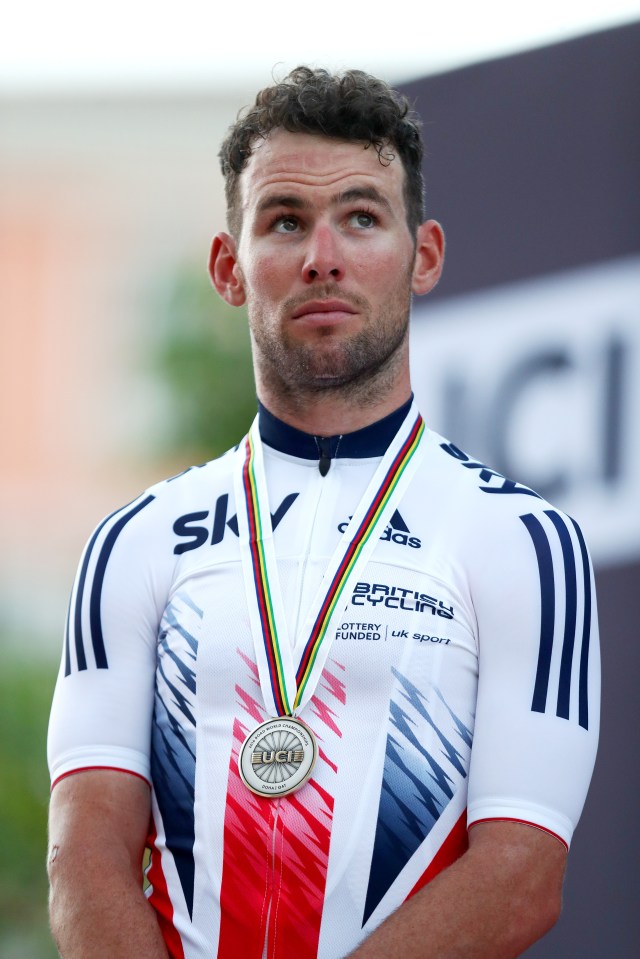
[48,771,169,959]
[48,840,169,959]
[347,823,565,959]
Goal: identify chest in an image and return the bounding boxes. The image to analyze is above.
[162,456,478,734]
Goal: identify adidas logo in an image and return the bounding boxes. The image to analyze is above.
[381,510,422,549]
[338,510,422,549]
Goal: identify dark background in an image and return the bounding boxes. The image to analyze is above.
[402,23,640,956]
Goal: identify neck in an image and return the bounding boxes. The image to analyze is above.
[251,315,414,434]
[255,358,412,436]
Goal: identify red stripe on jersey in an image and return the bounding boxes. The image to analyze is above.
[406,811,469,900]
[218,716,276,959]
[219,661,343,959]
[267,778,334,959]
[218,719,335,959]
[146,822,186,959]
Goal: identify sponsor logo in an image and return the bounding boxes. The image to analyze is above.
[338,509,421,549]
[352,582,454,619]
[335,621,453,644]
[173,492,298,555]
[414,633,451,645]
[440,442,540,497]
[336,622,384,641]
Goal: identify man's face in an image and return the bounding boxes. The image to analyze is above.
[215,130,441,402]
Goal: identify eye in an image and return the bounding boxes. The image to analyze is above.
[273,216,299,234]
[349,211,376,229]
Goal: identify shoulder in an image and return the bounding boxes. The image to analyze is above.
[78,446,241,570]
[420,428,572,521]
[144,445,239,506]
[114,446,238,525]
[415,428,592,571]
[422,428,543,505]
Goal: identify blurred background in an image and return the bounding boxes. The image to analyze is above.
[1,3,639,956]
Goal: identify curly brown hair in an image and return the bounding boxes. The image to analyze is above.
[219,66,425,237]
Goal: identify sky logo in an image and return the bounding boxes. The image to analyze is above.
[173,492,299,555]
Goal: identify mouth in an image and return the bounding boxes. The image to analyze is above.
[291,299,359,324]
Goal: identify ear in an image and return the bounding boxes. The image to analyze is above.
[411,220,445,296]
[208,232,246,306]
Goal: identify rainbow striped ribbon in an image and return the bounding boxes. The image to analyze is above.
[241,429,292,715]
[238,407,426,718]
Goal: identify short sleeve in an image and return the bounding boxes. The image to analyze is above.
[466,505,600,849]
[47,491,173,788]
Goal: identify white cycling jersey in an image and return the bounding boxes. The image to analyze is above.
[48,399,600,959]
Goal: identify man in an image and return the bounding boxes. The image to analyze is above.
[47,67,600,959]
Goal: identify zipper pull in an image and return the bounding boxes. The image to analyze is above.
[316,436,332,476]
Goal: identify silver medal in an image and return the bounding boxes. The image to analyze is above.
[238,716,317,797]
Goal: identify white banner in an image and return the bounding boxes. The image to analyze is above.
[410,254,640,567]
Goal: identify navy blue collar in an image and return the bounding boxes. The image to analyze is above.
[258,396,414,464]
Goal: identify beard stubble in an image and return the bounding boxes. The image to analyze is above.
[247,281,413,404]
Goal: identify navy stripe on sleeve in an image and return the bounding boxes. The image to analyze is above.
[69,506,124,676]
[66,495,155,675]
[520,513,556,714]
[545,510,578,721]
[520,510,592,728]
[571,517,593,730]
[63,599,72,677]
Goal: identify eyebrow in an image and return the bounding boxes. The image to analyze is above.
[255,186,392,216]
[333,187,392,212]
[256,194,309,215]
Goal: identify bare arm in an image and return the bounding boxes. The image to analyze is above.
[348,821,566,959]
[48,770,169,959]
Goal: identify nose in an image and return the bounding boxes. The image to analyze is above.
[301,224,345,284]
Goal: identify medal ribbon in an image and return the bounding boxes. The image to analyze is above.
[235,404,426,718]
[241,428,294,715]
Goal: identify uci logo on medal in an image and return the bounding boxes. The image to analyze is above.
[238,717,317,797]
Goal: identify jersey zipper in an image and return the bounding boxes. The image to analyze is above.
[261,801,281,959]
